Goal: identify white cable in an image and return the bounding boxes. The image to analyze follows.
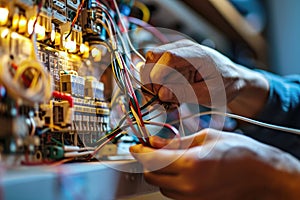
[64,151,94,158]
[179,111,300,135]
[112,0,146,62]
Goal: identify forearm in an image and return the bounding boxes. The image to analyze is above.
[227,64,270,118]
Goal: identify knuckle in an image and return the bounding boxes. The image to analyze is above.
[145,51,155,60]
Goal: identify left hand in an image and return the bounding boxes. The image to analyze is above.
[130,128,300,200]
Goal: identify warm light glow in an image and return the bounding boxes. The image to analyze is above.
[11,32,19,39]
[80,43,85,54]
[35,24,46,40]
[54,32,61,46]
[18,15,27,33]
[91,47,101,58]
[1,28,9,38]
[80,43,89,54]
[65,40,77,52]
[27,17,35,35]
[50,23,55,42]
[12,13,20,30]
[0,7,9,26]
[62,33,68,48]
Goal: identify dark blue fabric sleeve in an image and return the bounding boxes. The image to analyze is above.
[241,70,300,159]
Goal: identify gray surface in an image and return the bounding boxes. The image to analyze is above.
[0,160,158,200]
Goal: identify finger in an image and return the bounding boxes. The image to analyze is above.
[143,171,178,189]
[149,49,195,87]
[142,41,199,93]
[141,40,195,92]
[130,145,184,173]
[150,130,209,150]
[157,81,209,105]
[149,135,181,149]
[179,130,208,148]
[148,39,197,56]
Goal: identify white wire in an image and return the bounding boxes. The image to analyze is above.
[112,0,146,62]
[180,111,300,135]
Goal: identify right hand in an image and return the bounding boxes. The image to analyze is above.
[130,128,300,200]
[141,39,269,115]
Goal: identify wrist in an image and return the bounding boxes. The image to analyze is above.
[228,65,269,118]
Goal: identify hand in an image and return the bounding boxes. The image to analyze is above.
[141,39,269,117]
[130,128,300,200]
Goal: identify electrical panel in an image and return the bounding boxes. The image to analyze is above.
[0,0,130,165]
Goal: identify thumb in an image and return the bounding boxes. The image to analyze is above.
[149,129,211,150]
[149,135,180,149]
[157,82,208,105]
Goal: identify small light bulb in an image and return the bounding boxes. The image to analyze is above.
[80,43,85,54]
[0,7,9,26]
[50,23,55,42]
[11,32,19,39]
[18,15,27,33]
[12,13,20,30]
[65,40,77,52]
[91,47,101,62]
[91,47,100,58]
[27,17,35,35]
[35,24,46,40]
[1,28,9,38]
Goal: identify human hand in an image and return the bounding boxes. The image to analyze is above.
[130,128,300,200]
[141,39,269,117]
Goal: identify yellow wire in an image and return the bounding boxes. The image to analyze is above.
[131,107,142,127]
[134,1,151,22]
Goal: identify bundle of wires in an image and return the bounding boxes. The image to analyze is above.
[85,0,300,160]
[73,0,182,158]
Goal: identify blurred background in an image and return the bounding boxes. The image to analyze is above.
[135,0,300,75]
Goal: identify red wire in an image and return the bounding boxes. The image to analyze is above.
[120,55,144,126]
[52,91,74,107]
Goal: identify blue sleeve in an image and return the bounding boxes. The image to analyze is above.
[241,70,300,159]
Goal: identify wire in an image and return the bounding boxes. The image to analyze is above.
[175,111,300,135]
[112,0,146,62]
[50,158,74,166]
[176,105,186,137]
[30,0,44,39]
[65,0,85,40]
[90,117,181,159]
[127,17,169,43]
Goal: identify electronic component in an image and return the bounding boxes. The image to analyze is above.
[0,0,113,164]
[0,0,171,166]
[67,0,80,10]
[51,0,67,23]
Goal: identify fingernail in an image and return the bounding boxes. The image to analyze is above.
[129,146,136,153]
[150,136,167,147]
[158,87,173,101]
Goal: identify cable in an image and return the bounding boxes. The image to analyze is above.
[65,0,85,40]
[30,0,44,39]
[175,111,300,135]
[112,0,146,62]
